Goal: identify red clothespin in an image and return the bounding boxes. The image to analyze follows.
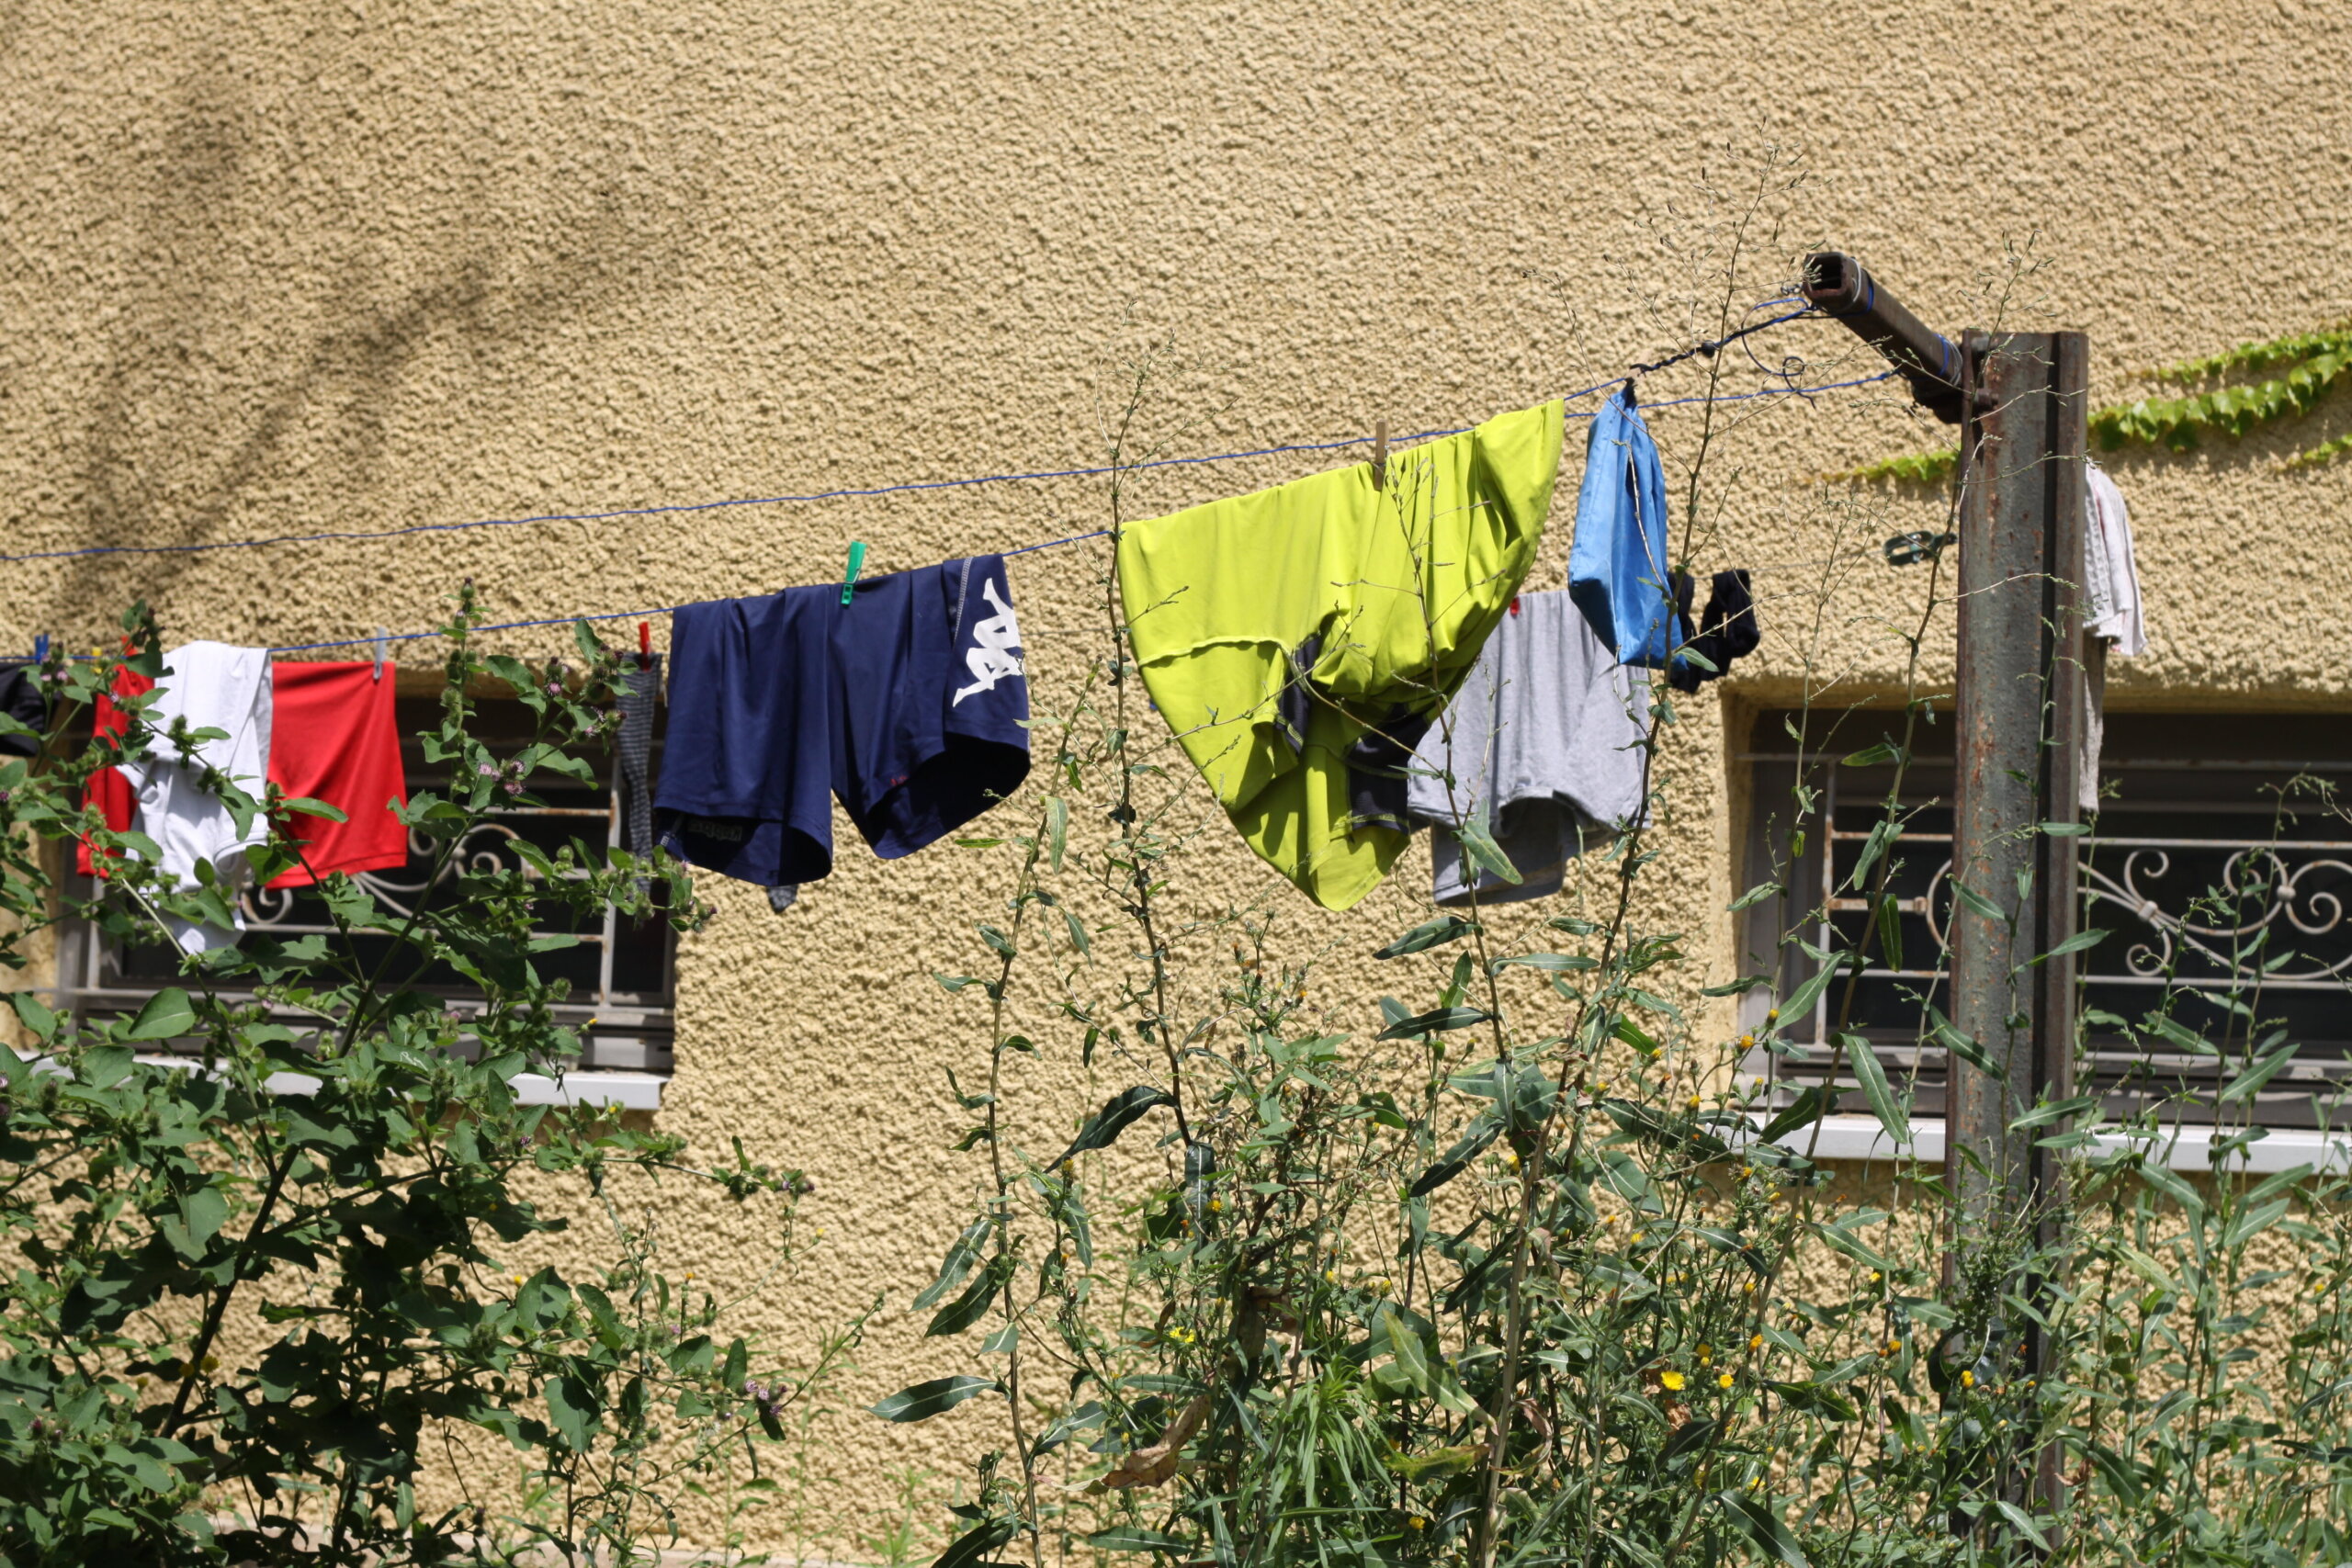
[1510,595,1521,617]
[637,622,652,671]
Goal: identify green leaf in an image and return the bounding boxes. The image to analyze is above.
[1054,1085,1175,1167]
[546,1373,601,1451]
[1775,961,1839,1029]
[2023,927,2109,967]
[2040,819,2090,837]
[915,1218,992,1310]
[1373,914,1481,960]
[1701,975,1770,997]
[935,1519,1018,1568]
[1841,742,1901,768]
[2142,1163,2205,1217]
[1453,817,1523,886]
[869,1375,1001,1423]
[1723,1492,1811,1568]
[1951,879,2006,925]
[1812,1219,1894,1274]
[179,1186,229,1248]
[1928,1009,2005,1079]
[9,991,58,1040]
[77,1046,134,1090]
[1839,1034,1908,1147]
[2222,1197,2291,1249]
[1378,1006,1491,1041]
[123,987,197,1042]
[277,795,349,822]
[1491,953,1598,973]
[1377,1307,1433,1392]
[1727,881,1782,912]
[1046,795,1069,873]
[2219,1039,2300,1104]
[1409,1111,1502,1196]
[925,1259,1003,1337]
[1758,1087,1830,1145]
[1086,1527,1192,1552]
[2009,1095,2097,1132]
[1992,1500,2052,1551]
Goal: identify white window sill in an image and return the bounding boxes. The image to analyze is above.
[1780,1113,2351,1174]
[16,1053,666,1111]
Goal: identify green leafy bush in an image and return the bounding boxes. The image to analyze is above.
[0,596,847,1565]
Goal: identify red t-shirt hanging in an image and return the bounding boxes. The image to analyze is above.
[265,661,410,888]
[77,662,154,876]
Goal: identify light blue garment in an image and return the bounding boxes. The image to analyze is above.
[1566,389,1675,669]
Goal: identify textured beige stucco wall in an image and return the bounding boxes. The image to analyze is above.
[3,0,2349,1553]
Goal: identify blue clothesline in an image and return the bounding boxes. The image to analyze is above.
[254,364,1895,657]
[3,305,1842,573]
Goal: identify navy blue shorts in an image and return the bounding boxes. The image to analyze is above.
[653,555,1030,886]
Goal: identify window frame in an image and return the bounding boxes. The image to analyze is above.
[1735,704,2352,1137]
[46,685,673,1098]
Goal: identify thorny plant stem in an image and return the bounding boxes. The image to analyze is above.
[1096,346,1196,1154]
[1654,417,1977,1568]
[1474,172,1770,1568]
[981,638,1105,1562]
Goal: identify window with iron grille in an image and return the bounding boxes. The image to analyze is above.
[55,694,673,1085]
[1739,707,2352,1130]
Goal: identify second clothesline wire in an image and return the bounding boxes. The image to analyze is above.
[257,366,1901,658]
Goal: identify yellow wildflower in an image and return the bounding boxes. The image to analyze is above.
[1961,1370,1975,1388]
[1660,1371,1687,1392]
[1749,1334,1763,1351]
[1719,1372,1735,1389]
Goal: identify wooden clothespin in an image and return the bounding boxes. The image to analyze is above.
[1370,420,1388,491]
[841,540,867,605]
[637,622,653,671]
[372,627,390,682]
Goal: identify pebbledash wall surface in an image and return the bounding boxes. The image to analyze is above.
[4,0,2350,1549]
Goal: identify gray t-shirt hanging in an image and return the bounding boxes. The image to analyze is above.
[1405,590,1649,906]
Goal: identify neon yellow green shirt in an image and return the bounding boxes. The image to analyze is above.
[1119,400,1562,909]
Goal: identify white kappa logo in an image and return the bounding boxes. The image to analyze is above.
[952,577,1025,705]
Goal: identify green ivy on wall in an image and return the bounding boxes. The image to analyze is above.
[1834,321,2352,482]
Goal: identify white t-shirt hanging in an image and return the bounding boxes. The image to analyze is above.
[2084,462,2147,656]
[2079,463,2148,814]
[120,642,274,953]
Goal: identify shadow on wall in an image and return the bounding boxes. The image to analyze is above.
[60,62,705,626]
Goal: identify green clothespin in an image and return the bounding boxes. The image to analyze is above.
[841,540,867,604]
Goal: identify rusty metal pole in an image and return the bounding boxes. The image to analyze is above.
[1947,331,2087,1532]
[1947,331,2086,1247]
[1805,255,2088,1535]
